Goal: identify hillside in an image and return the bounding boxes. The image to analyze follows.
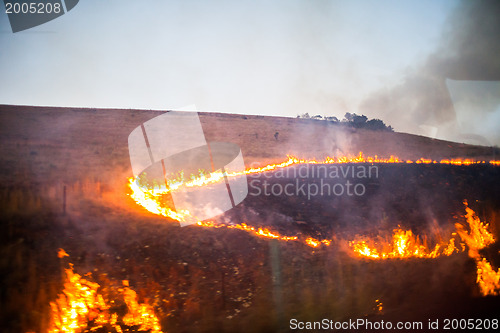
[0,104,497,188]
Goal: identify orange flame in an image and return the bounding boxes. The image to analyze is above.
[128,152,500,216]
[132,153,500,200]
[305,237,321,248]
[196,221,301,243]
[48,254,162,333]
[128,153,499,258]
[121,285,162,332]
[475,258,500,296]
[57,248,69,259]
[374,299,383,314]
[455,201,500,296]
[349,227,460,259]
[455,201,496,257]
[349,202,500,295]
[128,153,499,248]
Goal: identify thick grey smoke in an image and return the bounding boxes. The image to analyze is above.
[360,0,500,146]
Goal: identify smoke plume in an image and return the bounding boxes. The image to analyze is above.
[360,0,500,146]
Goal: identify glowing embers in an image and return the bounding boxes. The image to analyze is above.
[374,299,383,314]
[349,227,461,259]
[196,221,305,243]
[305,237,331,248]
[48,250,162,333]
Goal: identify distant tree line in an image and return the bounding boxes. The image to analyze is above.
[296,112,394,132]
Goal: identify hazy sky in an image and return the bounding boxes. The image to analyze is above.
[1,0,498,145]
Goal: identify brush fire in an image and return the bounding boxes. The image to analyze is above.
[128,152,500,250]
[17,153,500,332]
[125,153,500,295]
[48,250,162,333]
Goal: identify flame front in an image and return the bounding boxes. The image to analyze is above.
[128,152,499,249]
[349,228,460,259]
[475,258,500,296]
[349,202,500,296]
[196,221,300,242]
[121,286,162,332]
[456,201,500,296]
[127,152,500,294]
[455,202,496,258]
[48,254,163,333]
[129,178,320,247]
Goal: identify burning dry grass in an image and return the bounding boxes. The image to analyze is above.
[348,201,500,296]
[2,107,500,333]
[10,197,500,333]
[456,202,500,296]
[48,250,162,333]
[127,154,500,297]
[3,150,500,332]
[348,228,461,259]
[128,152,500,250]
[131,153,500,221]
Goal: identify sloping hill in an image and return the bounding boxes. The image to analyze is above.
[0,104,497,188]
